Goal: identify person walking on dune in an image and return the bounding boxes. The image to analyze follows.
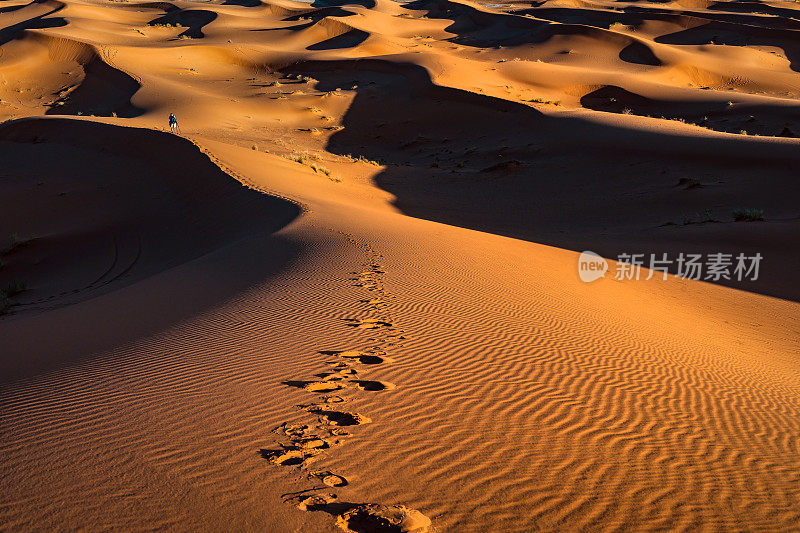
[169,113,179,134]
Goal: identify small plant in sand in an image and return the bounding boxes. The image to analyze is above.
[621,108,633,115]
[530,98,561,106]
[699,208,716,223]
[309,162,332,176]
[3,281,26,298]
[7,233,27,252]
[284,152,339,181]
[0,295,11,315]
[286,152,318,164]
[677,177,703,189]
[344,154,381,166]
[732,208,764,222]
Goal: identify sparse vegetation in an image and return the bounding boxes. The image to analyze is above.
[671,208,717,226]
[732,208,764,222]
[2,281,26,298]
[343,154,381,166]
[284,153,340,181]
[530,98,562,106]
[286,152,319,164]
[677,177,703,189]
[309,162,332,176]
[7,233,27,252]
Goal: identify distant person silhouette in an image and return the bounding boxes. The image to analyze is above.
[169,113,179,133]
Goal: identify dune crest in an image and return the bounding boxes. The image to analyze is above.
[1,0,799,530]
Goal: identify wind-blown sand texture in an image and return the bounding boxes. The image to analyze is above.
[1,0,799,530]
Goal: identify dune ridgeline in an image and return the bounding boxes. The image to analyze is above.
[1,0,799,530]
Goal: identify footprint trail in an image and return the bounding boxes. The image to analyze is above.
[258,239,432,532]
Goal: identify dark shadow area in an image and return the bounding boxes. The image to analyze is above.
[319,350,385,364]
[281,59,800,301]
[655,21,800,72]
[127,1,180,12]
[45,55,145,118]
[0,118,301,385]
[405,0,549,47]
[0,10,66,46]
[283,6,355,20]
[625,4,800,31]
[619,41,661,66]
[708,0,800,21]
[148,9,217,38]
[352,380,388,391]
[311,0,375,8]
[580,85,800,137]
[515,6,650,28]
[307,28,369,50]
[222,0,262,6]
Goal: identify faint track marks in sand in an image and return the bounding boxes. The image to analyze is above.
[258,236,432,532]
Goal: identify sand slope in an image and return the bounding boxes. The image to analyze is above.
[1,0,799,530]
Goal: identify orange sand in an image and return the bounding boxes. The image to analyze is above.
[1,0,799,530]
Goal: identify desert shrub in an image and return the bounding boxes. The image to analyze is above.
[3,281,26,297]
[732,208,764,222]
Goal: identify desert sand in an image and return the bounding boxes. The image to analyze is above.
[1,0,799,530]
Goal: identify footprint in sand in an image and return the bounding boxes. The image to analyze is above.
[320,350,388,365]
[260,444,322,466]
[283,380,346,393]
[317,368,358,379]
[338,503,431,533]
[306,406,371,426]
[344,318,392,330]
[351,380,396,392]
[352,276,381,290]
[310,470,348,487]
[275,422,346,445]
[361,298,386,310]
[293,493,431,533]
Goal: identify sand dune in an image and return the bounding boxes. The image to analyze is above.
[1,0,799,530]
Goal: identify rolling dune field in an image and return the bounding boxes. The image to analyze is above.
[0,0,799,530]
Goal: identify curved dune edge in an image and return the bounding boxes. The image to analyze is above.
[0,117,300,383]
[1,0,799,531]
